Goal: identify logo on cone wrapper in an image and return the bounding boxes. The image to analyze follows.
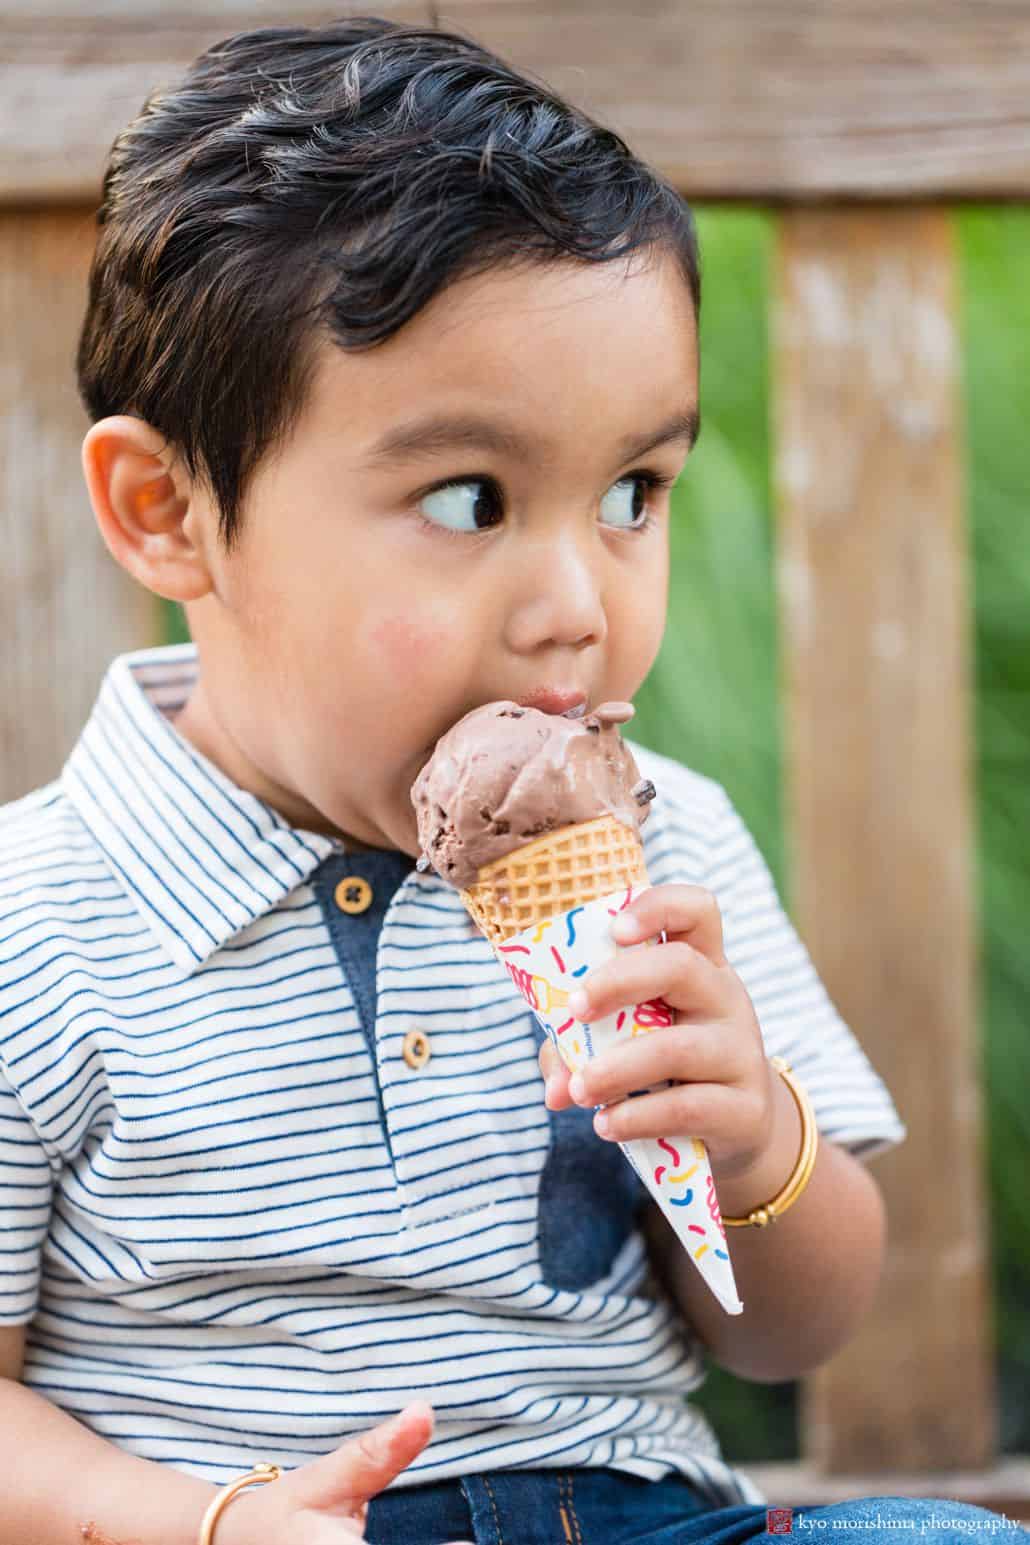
[496,884,743,1315]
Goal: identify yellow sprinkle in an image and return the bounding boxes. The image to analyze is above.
[667,1165,699,1183]
[693,1243,709,1260]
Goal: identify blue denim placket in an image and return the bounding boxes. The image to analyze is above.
[311,845,418,1156]
[311,843,647,1283]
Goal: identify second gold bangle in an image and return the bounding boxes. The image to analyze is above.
[722,1056,819,1228]
[197,1462,282,1545]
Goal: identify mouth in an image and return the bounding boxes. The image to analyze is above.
[415,691,590,771]
[514,687,589,716]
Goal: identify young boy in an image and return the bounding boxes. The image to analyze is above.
[0,17,1017,1545]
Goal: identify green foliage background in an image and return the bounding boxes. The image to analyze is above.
[960,209,1030,1457]
[165,205,1029,1461]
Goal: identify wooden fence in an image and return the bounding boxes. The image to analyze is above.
[3,0,1029,1515]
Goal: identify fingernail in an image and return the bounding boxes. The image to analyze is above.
[544,1077,560,1106]
[610,915,638,941]
[568,989,589,1018]
[594,1110,611,1136]
[569,1072,586,1102]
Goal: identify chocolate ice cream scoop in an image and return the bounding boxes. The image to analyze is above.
[410,700,655,888]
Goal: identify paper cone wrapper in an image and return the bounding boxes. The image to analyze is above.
[493,883,743,1316]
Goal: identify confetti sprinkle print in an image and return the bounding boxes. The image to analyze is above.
[497,884,742,1314]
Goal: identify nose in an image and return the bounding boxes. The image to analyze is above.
[505,527,607,653]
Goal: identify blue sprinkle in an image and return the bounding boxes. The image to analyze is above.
[572,964,589,977]
[714,1248,729,1259]
[669,1189,694,1208]
[565,907,584,948]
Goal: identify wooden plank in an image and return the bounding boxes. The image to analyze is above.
[4,0,1030,204]
[773,207,994,1472]
[0,210,157,805]
[746,1458,1030,1525]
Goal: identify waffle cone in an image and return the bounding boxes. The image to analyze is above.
[459,813,648,949]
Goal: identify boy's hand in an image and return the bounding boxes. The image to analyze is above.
[218,1401,472,1545]
[538,883,779,1186]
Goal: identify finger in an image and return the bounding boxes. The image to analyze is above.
[587,1079,743,1149]
[568,939,725,1024]
[538,1038,574,1108]
[289,1401,435,1511]
[568,1022,741,1109]
[610,884,727,966]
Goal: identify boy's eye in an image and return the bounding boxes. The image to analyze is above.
[599,476,650,529]
[416,471,672,537]
[418,477,504,534]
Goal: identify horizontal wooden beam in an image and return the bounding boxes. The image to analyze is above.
[746,1458,1030,1525]
[4,0,1030,204]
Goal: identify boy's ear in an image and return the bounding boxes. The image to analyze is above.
[81,416,215,603]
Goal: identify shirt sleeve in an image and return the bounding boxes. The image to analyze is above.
[704,790,907,1161]
[0,1057,56,1325]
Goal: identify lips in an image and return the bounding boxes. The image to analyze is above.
[417,690,590,769]
[413,689,586,766]
[515,687,588,716]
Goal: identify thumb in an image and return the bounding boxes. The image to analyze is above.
[289,1401,436,1512]
[540,1036,572,1079]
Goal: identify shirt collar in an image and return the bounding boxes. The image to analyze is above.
[62,643,349,974]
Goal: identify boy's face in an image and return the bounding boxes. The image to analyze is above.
[91,247,699,857]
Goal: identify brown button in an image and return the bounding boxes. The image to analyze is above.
[402,1028,431,1070]
[334,876,373,915]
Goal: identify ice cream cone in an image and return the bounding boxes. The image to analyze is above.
[412,700,742,1315]
[459,813,648,949]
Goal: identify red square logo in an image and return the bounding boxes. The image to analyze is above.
[767,1508,794,1534]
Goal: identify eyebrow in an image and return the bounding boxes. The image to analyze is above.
[363,405,701,470]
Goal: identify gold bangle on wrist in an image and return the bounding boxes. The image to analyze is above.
[722,1056,819,1228]
[197,1462,282,1545]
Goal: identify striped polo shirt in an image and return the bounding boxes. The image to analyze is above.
[0,644,906,1505]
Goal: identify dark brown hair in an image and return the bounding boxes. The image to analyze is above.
[76,15,701,549]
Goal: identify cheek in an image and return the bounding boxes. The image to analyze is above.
[367,612,458,680]
[611,551,668,672]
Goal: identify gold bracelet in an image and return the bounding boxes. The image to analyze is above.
[197,1462,282,1545]
[722,1056,819,1227]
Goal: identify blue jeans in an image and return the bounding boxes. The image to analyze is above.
[365,1466,1028,1543]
